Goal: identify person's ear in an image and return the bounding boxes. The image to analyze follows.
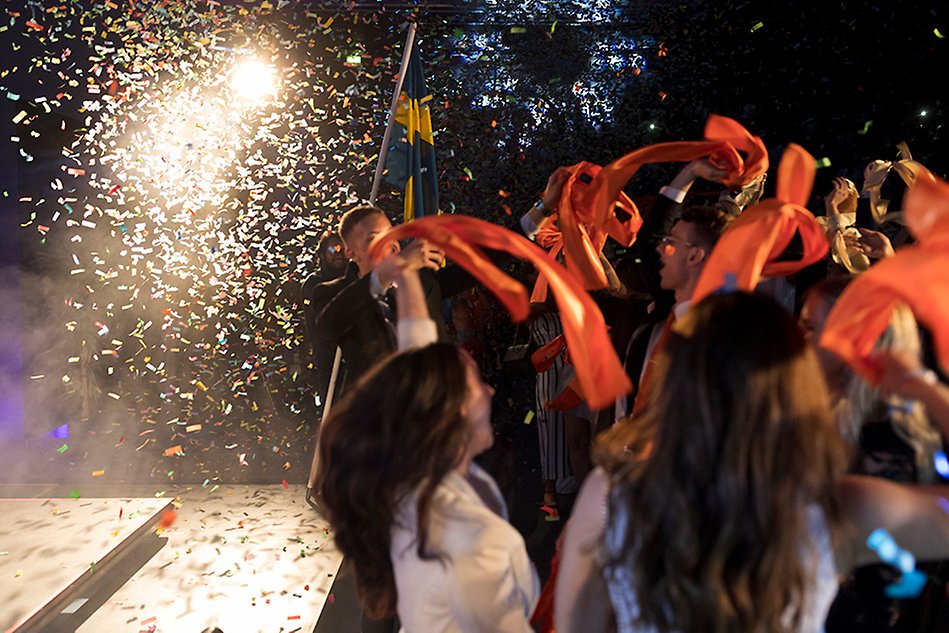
[343,245,356,261]
[688,246,707,266]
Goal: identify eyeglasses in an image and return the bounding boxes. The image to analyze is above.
[658,234,698,256]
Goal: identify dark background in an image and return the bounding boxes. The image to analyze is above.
[0,0,945,488]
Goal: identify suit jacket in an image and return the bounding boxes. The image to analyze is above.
[610,193,681,391]
[311,257,497,399]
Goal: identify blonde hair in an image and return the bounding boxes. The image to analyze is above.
[838,304,942,482]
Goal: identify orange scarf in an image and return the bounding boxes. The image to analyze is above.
[531,115,768,302]
[368,215,632,409]
[820,169,949,383]
[692,144,829,303]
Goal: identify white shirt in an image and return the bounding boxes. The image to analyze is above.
[391,464,540,633]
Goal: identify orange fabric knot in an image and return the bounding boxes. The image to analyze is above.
[533,115,767,303]
[692,143,829,303]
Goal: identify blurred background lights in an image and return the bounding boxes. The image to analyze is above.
[230,59,277,102]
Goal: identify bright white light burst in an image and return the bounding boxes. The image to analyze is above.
[230,60,277,103]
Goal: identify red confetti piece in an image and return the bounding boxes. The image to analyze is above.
[282,479,289,489]
[158,509,177,529]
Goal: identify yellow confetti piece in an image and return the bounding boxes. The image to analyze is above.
[91,470,105,477]
[12,110,27,124]
[185,424,202,433]
[936,28,945,39]
[523,410,535,425]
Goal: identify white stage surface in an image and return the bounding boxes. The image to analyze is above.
[0,484,343,633]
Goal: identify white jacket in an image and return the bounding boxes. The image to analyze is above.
[390,463,540,633]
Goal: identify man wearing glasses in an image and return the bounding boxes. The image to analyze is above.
[613,160,732,419]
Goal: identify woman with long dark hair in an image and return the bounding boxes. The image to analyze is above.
[316,339,538,632]
[556,291,949,633]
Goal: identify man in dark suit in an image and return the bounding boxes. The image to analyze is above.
[607,159,734,420]
[311,173,567,401]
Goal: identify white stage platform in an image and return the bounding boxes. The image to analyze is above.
[0,484,343,633]
[1,495,173,632]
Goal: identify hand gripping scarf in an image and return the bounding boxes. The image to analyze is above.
[530,115,769,302]
[692,143,830,303]
[862,142,927,225]
[820,169,949,383]
[368,214,632,409]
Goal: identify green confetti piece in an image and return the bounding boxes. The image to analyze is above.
[551,20,558,33]
[750,21,764,32]
[57,444,68,453]
[510,27,527,34]
[523,410,535,425]
[70,488,80,499]
[463,167,474,180]
[816,157,832,168]
[857,120,873,135]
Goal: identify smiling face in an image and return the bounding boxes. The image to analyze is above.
[318,235,347,277]
[342,213,397,276]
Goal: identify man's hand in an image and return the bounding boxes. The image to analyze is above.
[375,239,445,289]
[540,167,571,213]
[843,227,894,260]
[668,158,729,193]
[401,238,445,271]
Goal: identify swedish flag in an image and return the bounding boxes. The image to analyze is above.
[384,39,438,222]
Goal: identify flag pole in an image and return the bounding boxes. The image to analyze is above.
[306,23,418,512]
[369,21,417,206]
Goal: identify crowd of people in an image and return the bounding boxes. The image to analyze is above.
[302,126,949,632]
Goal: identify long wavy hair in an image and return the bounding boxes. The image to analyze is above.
[315,343,470,618]
[598,292,847,633]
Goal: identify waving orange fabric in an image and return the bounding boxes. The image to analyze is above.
[532,115,768,301]
[820,169,949,383]
[590,114,768,229]
[368,214,632,409]
[691,144,829,303]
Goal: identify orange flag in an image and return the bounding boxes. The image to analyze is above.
[691,144,829,303]
[820,169,949,383]
[368,215,631,409]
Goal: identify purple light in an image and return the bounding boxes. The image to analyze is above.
[935,450,949,479]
